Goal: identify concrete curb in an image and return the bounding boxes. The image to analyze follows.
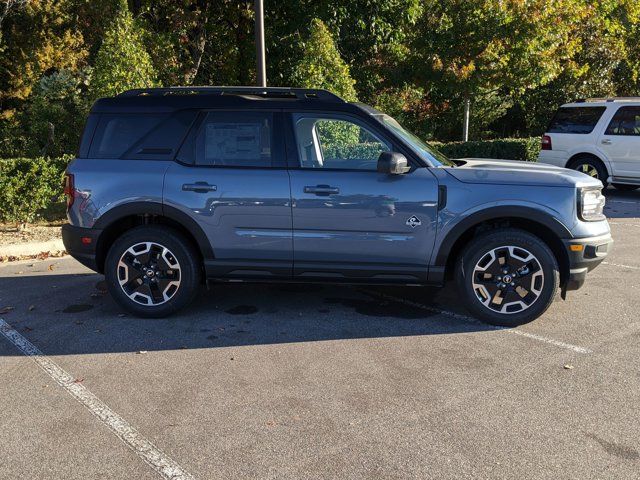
[0,239,66,257]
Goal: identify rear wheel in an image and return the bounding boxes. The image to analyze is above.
[105,226,201,318]
[456,229,559,327]
[612,183,639,192]
[568,155,608,189]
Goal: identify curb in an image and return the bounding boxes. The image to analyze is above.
[0,239,65,258]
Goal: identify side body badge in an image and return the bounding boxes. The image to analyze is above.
[406,215,421,228]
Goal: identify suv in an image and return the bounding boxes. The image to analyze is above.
[62,87,613,326]
[538,98,640,191]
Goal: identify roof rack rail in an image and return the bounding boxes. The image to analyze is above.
[118,86,345,102]
[574,97,640,103]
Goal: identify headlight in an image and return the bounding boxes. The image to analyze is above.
[578,187,606,221]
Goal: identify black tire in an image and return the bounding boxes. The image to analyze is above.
[455,229,559,327]
[105,225,202,318]
[567,155,608,189]
[612,183,639,192]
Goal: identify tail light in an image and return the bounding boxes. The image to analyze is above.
[541,134,552,151]
[63,173,75,209]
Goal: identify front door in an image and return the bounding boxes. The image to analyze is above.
[164,110,293,278]
[287,112,439,282]
[599,106,640,178]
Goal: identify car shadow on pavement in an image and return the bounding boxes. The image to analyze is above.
[0,273,493,357]
[603,188,640,219]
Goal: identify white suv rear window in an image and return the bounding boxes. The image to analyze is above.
[548,107,606,134]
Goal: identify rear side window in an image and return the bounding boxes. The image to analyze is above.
[195,111,273,167]
[547,107,606,134]
[90,115,166,158]
[605,106,640,136]
[88,111,197,159]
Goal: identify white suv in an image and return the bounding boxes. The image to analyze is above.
[538,98,640,191]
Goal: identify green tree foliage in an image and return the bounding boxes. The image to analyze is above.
[292,18,357,101]
[89,0,157,99]
[25,70,88,157]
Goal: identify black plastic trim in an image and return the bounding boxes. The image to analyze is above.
[433,206,574,266]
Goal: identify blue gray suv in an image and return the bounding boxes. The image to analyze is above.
[61,87,613,326]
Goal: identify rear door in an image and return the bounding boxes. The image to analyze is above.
[599,106,640,178]
[285,112,439,283]
[163,110,293,278]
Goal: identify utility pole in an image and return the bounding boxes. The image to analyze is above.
[255,0,266,87]
[462,97,470,142]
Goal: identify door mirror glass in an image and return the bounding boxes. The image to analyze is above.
[377,152,410,175]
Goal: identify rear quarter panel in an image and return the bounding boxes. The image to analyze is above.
[66,158,169,228]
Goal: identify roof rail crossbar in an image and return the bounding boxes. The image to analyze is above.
[574,97,640,103]
[118,86,345,102]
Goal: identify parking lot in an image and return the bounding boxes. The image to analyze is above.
[1,189,639,480]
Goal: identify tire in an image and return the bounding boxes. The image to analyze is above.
[567,155,608,189]
[455,229,559,327]
[105,225,202,318]
[612,183,639,192]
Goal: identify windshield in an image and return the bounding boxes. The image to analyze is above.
[377,114,455,167]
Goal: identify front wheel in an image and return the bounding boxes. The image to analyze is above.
[456,229,559,327]
[105,226,202,318]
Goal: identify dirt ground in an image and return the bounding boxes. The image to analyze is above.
[0,223,64,247]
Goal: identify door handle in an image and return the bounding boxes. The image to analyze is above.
[182,182,217,193]
[304,185,340,196]
[601,139,612,145]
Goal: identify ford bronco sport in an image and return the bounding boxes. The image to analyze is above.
[62,87,613,326]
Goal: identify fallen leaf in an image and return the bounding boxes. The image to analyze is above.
[73,377,84,383]
[48,264,54,271]
[23,326,33,332]
[563,364,574,370]
[15,271,23,274]
[137,350,148,354]
[0,306,15,314]
[117,313,126,318]
[28,305,35,311]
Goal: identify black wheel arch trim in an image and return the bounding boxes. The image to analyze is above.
[93,201,214,260]
[433,206,573,267]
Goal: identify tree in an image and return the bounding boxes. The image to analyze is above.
[412,0,587,140]
[291,18,357,101]
[89,0,156,99]
[25,70,88,157]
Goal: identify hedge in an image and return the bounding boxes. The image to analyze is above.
[431,137,540,162]
[0,138,540,223]
[0,156,72,223]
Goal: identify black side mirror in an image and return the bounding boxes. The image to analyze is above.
[377,151,411,175]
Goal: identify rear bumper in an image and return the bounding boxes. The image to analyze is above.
[537,150,567,168]
[562,233,613,291]
[61,224,102,272]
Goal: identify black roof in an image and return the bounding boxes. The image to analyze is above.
[90,86,365,114]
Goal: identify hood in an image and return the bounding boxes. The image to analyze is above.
[447,158,603,188]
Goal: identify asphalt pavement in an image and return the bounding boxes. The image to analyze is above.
[0,189,638,479]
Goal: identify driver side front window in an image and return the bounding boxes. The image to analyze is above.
[293,114,390,170]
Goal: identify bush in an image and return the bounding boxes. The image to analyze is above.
[0,156,72,223]
[432,137,540,162]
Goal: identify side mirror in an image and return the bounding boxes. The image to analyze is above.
[377,152,410,175]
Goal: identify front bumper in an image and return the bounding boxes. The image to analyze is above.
[61,224,102,272]
[562,233,613,291]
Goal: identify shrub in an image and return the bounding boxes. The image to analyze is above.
[0,156,71,223]
[432,137,540,162]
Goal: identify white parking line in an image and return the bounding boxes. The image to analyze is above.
[363,291,592,355]
[0,318,195,480]
[608,222,640,227]
[603,261,640,270]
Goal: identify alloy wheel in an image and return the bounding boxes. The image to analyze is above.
[471,245,544,314]
[117,242,181,306]
[576,163,599,179]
